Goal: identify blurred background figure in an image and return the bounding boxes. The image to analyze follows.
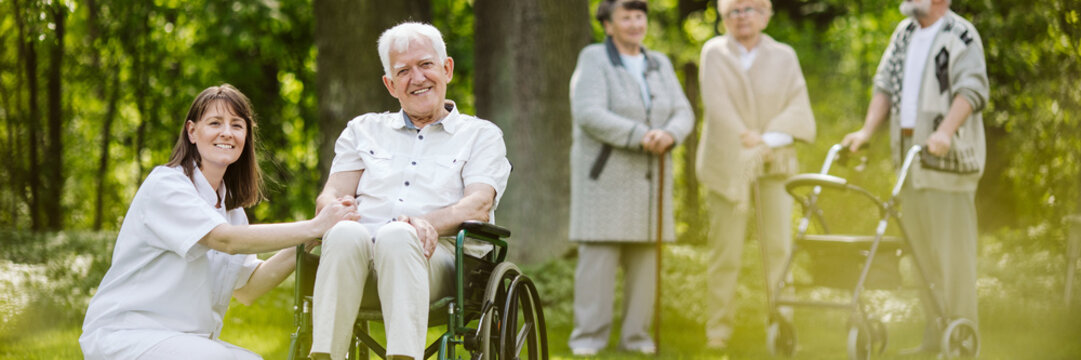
[567,0,694,356]
[696,0,816,350]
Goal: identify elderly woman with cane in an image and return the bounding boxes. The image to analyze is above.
[696,0,816,350]
[567,0,694,356]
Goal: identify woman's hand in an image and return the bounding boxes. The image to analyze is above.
[397,215,438,259]
[841,128,873,153]
[312,197,360,236]
[641,130,675,155]
[740,130,763,148]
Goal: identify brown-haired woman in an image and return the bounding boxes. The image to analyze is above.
[80,84,359,360]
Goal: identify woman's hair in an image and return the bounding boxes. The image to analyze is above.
[377,22,448,78]
[166,84,263,210]
[595,0,649,26]
[718,0,773,15]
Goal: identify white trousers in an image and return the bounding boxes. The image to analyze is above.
[310,221,455,360]
[568,242,656,351]
[137,334,261,360]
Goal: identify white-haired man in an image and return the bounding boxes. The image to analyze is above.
[308,22,511,360]
[842,0,988,355]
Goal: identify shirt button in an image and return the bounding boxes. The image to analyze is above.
[398,198,404,202]
[418,135,424,140]
[411,161,417,166]
[369,150,374,155]
[405,181,410,186]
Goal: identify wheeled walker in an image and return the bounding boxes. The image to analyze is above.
[766,144,980,359]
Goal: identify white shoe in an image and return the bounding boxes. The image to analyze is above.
[571,348,599,357]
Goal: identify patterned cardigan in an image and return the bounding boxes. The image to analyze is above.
[873,11,990,191]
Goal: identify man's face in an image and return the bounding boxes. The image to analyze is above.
[603,6,648,50]
[382,39,453,118]
[899,0,932,18]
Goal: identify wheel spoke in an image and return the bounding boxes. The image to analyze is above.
[515,322,533,354]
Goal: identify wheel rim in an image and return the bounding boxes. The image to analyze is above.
[846,324,871,360]
[942,319,980,358]
[478,263,521,360]
[499,275,546,360]
[766,320,796,357]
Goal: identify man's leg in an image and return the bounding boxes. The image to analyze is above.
[311,221,374,360]
[373,221,452,359]
[619,243,656,352]
[705,190,750,345]
[569,242,620,352]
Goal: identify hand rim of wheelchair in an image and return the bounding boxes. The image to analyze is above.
[476,262,549,360]
[766,318,797,357]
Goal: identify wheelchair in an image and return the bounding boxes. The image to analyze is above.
[287,221,548,360]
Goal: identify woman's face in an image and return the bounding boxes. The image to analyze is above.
[604,6,648,52]
[723,0,769,43]
[188,100,247,175]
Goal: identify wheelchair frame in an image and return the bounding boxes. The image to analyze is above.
[287,221,548,360]
[767,144,980,359]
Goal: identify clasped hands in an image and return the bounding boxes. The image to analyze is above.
[641,129,675,155]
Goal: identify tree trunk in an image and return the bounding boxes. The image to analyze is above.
[677,62,706,244]
[474,0,592,264]
[43,3,66,230]
[15,0,43,230]
[313,0,431,180]
[94,69,121,230]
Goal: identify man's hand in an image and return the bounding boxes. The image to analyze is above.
[641,130,675,155]
[398,215,438,258]
[740,130,763,149]
[841,128,873,153]
[926,130,952,157]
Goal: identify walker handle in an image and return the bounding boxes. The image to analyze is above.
[891,145,922,198]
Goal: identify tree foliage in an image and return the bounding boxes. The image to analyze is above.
[0,0,1077,256]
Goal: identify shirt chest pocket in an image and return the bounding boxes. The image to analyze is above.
[431,155,466,195]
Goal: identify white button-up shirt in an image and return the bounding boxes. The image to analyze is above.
[330,102,512,249]
[900,17,945,129]
[80,165,261,360]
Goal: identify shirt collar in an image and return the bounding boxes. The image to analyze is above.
[191,163,227,208]
[396,101,461,134]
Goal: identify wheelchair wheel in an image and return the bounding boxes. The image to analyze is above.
[476,262,548,360]
[940,318,979,358]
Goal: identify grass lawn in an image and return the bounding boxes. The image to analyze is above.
[2,234,1080,359]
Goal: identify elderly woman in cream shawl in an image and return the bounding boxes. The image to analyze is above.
[695,0,815,349]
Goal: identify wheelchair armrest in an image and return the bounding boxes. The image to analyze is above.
[458,220,511,239]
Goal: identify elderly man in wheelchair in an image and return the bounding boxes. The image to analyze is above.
[292,22,546,360]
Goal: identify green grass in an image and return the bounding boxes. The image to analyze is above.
[2,231,1080,359]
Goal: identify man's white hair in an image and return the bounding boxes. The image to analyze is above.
[377,22,448,78]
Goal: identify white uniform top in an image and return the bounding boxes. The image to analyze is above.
[900,17,945,129]
[80,165,262,360]
[329,101,511,256]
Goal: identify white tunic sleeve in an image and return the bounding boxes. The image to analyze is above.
[139,171,227,261]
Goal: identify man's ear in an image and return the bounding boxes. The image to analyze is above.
[443,57,455,82]
[382,75,399,99]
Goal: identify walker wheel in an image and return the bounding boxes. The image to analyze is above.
[846,322,872,360]
[941,318,979,358]
[867,318,888,355]
[766,319,797,357]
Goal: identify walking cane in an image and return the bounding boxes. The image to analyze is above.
[653,153,665,356]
